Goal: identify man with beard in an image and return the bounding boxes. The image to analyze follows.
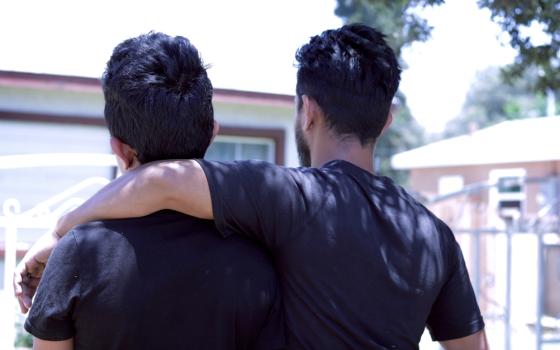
[19,32,284,350]
[17,24,487,349]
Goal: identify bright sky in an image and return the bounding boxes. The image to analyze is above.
[0,0,516,133]
[400,1,516,132]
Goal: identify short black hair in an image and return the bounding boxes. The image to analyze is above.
[103,32,214,163]
[295,24,401,144]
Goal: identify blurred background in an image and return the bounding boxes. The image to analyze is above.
[0,0,559,349]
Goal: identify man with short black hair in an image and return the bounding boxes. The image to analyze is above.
[19,25,487,349]
[22,32,284,350]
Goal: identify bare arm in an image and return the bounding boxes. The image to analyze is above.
[15,159,210,312]
[440,330,489,350]
[57,159,212,234]
[33,338,73,350]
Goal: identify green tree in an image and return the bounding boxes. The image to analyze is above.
[375,92,424,184]
[477,0,560,92]
[444,66,555,137]
[336,0,560,92]
[335,0,444,58]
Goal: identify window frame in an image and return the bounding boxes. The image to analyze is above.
[217,126,285,165]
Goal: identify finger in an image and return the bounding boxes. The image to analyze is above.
[14,272,27,313]
[26,261,45,279]
[28,268,45,280]
[28,277,41,289]
[14,268,32,313]
[26,278,39,297]
[17,297,29,314]
[21,274,31,285]
[26,256,46,269]
[21,283,33,310]
[23,294,32,310]
[16,274,37,310]
[18,285,30,312]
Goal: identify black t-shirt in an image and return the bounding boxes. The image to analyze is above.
[198,159,484,350]
[25,211,285,350]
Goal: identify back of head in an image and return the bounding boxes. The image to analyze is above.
[295,24,401,144]
[103,32,214,163]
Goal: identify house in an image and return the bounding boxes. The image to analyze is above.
[391,117,560,344]
[0,70,298,165]
[392,116,560,226]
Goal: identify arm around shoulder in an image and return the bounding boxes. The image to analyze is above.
[57,159,212,235]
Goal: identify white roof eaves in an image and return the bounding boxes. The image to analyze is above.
[391,117,560,170]
[392,153,560,170]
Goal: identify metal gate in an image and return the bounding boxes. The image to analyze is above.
[0,153,116,350]
[425,177,560,349]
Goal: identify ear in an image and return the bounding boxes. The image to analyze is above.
[110,136,137,170]
[211,120,220,143]
[381,111,393,135]
[301,95,322,132]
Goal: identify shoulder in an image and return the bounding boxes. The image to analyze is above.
[394,185,459,261]
[66,219,140,256]
[198,159,328,199]
[375,176,456,240]
[70,220,121,242]
[197,159,322,182]
[73,211,217,240]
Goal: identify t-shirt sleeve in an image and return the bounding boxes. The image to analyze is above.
[426,225,485,341]
[25,231,81,341]
[197,160,325,249]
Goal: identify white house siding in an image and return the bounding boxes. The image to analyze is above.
[0,85,103,117]
[0,120,113,209]
[0,82,112,224]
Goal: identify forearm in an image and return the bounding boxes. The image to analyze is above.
[440,330,488,350]
[56,159,212,235]
[33,337,73,350]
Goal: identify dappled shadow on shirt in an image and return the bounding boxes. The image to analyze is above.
[199,159,478,348]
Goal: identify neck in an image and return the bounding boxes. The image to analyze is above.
[310,133,375,173]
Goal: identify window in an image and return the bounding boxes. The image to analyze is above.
[205,126,285,164]
[206,135,275,162]
[498,177,523,194]
[489,168,526,219]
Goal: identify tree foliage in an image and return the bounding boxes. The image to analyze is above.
[376,92,424,183]
[444,66,555,137]
[335,0,444,57]
[477,0,560,92]
[336,0,560,92]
